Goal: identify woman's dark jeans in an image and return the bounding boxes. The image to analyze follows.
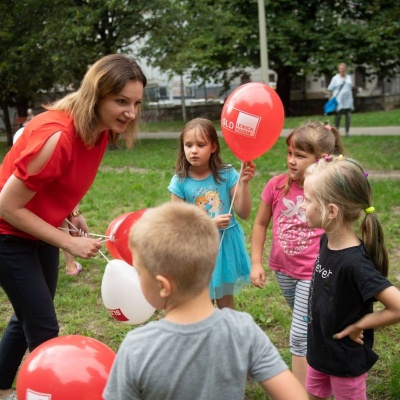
[0,235,59,389]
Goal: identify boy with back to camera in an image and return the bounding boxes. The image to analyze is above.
[103,202,308,400]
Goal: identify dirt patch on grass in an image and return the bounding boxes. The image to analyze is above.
[368,170,400,179]
[100,166,400,179]
[263,170,400,179]
[100,166,148,174]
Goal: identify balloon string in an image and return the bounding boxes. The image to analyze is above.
[59,225,112,239]
[98,250,110,263]
[219,161,244,251]
[65,218,79,232]
[62,220,110,263]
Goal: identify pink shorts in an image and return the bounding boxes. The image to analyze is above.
[306,365,367,400]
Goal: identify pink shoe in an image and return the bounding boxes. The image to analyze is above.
[66,261,83,276]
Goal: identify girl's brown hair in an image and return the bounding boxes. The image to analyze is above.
[175,118,229,183]
[45,54,147,148]
[279,120,344,194]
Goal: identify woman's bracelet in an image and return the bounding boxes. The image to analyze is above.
[69,209,82,218]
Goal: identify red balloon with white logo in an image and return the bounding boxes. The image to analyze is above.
[16,335,115,400]
[221,82,284,161]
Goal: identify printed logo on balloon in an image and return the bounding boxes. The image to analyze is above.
[101,259,156,325]
[221,82,284,161]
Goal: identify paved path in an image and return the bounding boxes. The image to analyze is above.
[2,126,399,143]
[138,126,400,140]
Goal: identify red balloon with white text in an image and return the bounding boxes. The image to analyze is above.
[221,82,284,161]
[16,335,115,400]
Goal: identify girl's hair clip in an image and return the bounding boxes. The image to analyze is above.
[317,154,331,163]
[364,171,369,177]
[365,206,375,214]
[325,124,332,131]
[337,154,344,161]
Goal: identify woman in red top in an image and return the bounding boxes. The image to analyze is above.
[0,54,147,400]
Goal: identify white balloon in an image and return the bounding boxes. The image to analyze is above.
[101,259,156,325]
[13,127,24,144]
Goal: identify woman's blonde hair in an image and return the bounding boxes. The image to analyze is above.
[279,120,344,194]
[45,54,147,148]
[129,202,219,295]
[306,155,388,276]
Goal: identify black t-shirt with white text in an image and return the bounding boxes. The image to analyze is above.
[307,234,391,377]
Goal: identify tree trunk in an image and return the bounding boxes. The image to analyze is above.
[16,99,29,120]
[276,66,292,116]
[180,75,187,122]
[1,101,13,146]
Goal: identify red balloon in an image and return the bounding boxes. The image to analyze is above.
[114,209,149,265]
[16,335,115,400]
[221,82,284,161]
[105,212,133,259]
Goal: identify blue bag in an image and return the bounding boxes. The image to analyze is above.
[323,97,337,115]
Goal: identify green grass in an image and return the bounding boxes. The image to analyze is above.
[140,107,400,132]
[282,108,400,129]
[0,121,400,398]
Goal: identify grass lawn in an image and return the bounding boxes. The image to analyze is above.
[0,115,400,398]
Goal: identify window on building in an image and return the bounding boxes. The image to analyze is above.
[159,86,168,100]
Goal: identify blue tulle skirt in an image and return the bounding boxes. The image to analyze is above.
[209,222,251,299]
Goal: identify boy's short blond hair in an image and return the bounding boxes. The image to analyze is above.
[129,202,219,295]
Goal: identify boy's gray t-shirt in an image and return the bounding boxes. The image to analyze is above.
[103,308,287,400]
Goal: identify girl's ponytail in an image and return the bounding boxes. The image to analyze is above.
[327,125,344,155]
[360,209,389,277]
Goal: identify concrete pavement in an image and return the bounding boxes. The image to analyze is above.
[138,126,400,140]
[2,126,398,143]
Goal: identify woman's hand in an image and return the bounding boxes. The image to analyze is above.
[68,214,89,236]
[66,236,103,259]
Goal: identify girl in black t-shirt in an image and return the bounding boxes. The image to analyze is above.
[302,155,400,400]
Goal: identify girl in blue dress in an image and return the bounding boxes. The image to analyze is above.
[168,118,255,309]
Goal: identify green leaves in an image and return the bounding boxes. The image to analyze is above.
[1,0,399,128]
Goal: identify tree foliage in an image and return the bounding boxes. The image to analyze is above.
[139,0,400,113]
[0,0,162,143]
[0,1,60,143]
[1,0,399,137]
[42,0,164,88]
[139,0,259,86]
